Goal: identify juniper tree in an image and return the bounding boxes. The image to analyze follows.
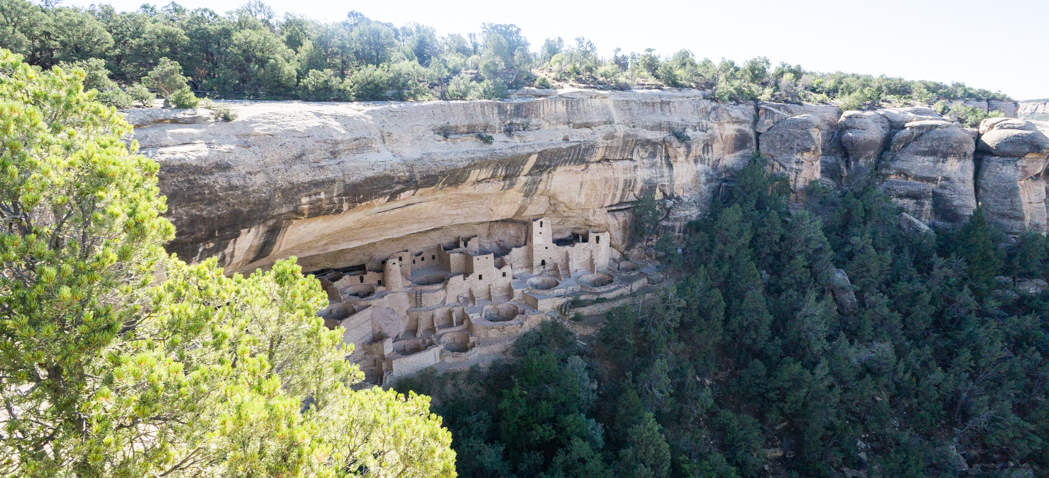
[0,48,455,478]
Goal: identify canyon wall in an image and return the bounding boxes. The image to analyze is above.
[126,90,1049,273]
[1020,101,1049,122]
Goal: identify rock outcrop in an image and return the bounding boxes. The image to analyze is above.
[975,118,1049,234]
[134,90,756,273]
[880,118,977,224]
[127,90,1048,274]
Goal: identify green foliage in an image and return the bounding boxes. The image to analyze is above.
[0,0,1010,105]
[96,86,133,109]
[0,48,456,477]
[477,132,494,144]
[618,412,671,478]
[629,193,662,246]
[299,68,347,101]
[59,57,116,92]
[126,83,154,107]
[951,207,1001,298]
[142,57,188,98]
[402,155,1049,477]
[212,105,237,122]
[169,85,199,108]
[935,101,1006,127]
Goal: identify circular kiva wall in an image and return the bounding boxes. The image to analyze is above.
[485,303,520,322]
[578,273,614,288]
[345,284,376,298]
[440,331,471,353]
[413,274,447,287]
[527,276,560,291]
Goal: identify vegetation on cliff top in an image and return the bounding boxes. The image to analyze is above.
[400,158,1049,477]
[0,48,455,477]
[0,0,1010,110]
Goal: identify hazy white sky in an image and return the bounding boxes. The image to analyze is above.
[70,0,1049,100]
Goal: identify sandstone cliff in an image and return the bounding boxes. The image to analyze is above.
[127,90,1049,273]
[1020,101,1049,122]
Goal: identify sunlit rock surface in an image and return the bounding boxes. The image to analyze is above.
[126,90,1046,273]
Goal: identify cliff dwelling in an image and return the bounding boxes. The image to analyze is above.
[313,217,649,384]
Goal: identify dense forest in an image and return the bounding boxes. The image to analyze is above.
[399,159,1049,477]
[0,0,1010,112]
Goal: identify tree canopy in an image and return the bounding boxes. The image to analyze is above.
[0,47,455,478]
[0,0,1010,109]
[400,157,1049,477]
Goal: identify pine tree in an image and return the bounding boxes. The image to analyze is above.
[951,207,1000,299]
[0,48,455,478]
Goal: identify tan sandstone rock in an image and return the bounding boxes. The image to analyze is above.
[134,90,756,273]
[975,118,1049,234]
[880,119,977,224]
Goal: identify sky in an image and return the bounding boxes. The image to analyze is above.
[69,0,1049,100]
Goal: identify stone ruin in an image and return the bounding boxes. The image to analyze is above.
[313,217,649,385]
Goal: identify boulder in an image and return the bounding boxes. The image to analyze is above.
[875,107,942,129]
[839,111,891,170]
[828,269,858,316]
[880,119,977,224]
[977,118,1049,158]
[898,212,933,235]
[974,119,1049,235]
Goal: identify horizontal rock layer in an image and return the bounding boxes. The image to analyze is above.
[129,90,1048,273]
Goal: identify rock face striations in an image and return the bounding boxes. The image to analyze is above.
[134,90,757,274]
[127,90,1047,275]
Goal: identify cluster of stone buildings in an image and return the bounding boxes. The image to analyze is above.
[316,218,640,384]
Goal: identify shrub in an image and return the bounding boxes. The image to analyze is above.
[477,132,494,144]
[534,76,552,89]
[127,83,154,107]
[630,193,663,246]
[61,58,116,93]
[170,86,200,108]
[299,68,347,101]
[474,79,508,99]
[347,64,391,101]
[212,105,237,122]
[142,57,188,98]
[97,88,133,109]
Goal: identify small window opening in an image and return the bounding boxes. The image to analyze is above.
[421,257,425,262]
[478,274,483,280]
[378,280,383,285]
[502,272,507,277]
[541,260,546,267]
[432,255,436,260]
[413,259,416,264]
[596,236,600,244]
[360,276,364,283]
[540,221,543,227]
